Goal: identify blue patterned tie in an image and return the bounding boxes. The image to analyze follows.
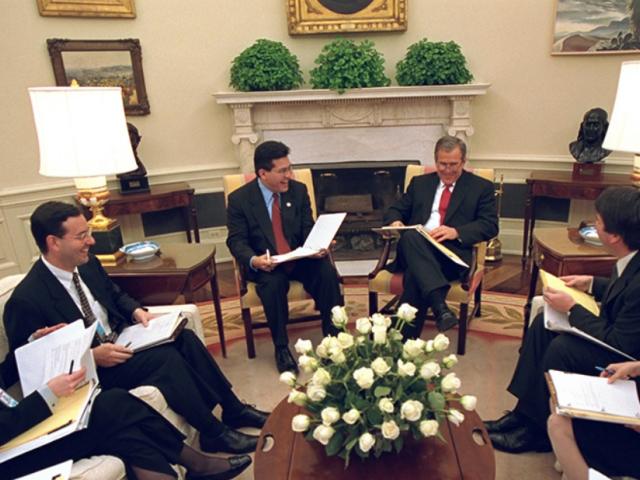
[0,387,18,408]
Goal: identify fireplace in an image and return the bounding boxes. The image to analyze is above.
[308,160,418,260]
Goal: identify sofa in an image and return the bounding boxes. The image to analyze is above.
[0,274,205,479]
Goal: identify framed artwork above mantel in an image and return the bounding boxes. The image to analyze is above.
[36,0,136,18]
[287,0,407,35]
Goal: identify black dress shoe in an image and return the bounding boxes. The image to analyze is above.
[484,410,527,434]
[275,347,298,373]
[200,428,259,454]
[223,404,270,429]
[489,425,552,454]
[435,307,458,332]
[187,455,252,480]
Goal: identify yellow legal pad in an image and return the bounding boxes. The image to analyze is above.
[540,270,600,316]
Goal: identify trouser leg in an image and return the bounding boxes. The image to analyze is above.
[253,268,291,347]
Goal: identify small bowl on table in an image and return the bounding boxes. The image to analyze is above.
[578,226,603,247]
[119,241,160,262]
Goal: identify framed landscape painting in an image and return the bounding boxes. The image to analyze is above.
[552,0,640,55]
[47,38,150,115]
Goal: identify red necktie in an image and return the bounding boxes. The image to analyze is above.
[272,194,291,255]
[438,184,452,225]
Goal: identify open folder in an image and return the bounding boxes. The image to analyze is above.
[115,310,187,352]
[271,212,347,264]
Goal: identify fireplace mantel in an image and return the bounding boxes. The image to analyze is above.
[215,84,490,172]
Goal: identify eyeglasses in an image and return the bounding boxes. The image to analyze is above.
[66,228,93,241]
[272,165,293,175]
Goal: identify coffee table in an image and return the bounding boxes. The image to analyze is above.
[104,243,226,357]
[254,398,495,479]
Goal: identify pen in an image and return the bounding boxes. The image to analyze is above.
[68,360,74,375]
[266,249,271,262]
[595,366,615,376]
[46,419,73,436]
[125,341,132,349]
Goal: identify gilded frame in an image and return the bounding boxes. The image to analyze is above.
[37,0,135,18]
[47,38,150,115]
[287,0,407,35]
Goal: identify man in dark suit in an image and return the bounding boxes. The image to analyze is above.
[3,202,269,456]
[0,350,251,479]
[383,135,498,335]
[486,187,640,453]
[226,140,342,373]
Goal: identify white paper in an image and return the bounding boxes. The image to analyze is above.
[588,468,612,480]
[271,213,346,264]
[15,460,73,480]
[15,321,98,396]
[115,310,182,352]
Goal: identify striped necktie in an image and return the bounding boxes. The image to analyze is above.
[72,272,97,327]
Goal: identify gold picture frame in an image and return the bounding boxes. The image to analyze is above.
[36,0,136,18]
[287,0,407,35]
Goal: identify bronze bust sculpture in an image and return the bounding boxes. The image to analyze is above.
[118,122,150,194]
[569,108,612,164]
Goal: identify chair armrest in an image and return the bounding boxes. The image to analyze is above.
[368,236,396,279]
[460,244,480,291]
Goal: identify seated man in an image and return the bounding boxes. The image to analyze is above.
[3,201,269,456]
[486,187,640,453]
[226,140,343,373]
[383,135,498,335]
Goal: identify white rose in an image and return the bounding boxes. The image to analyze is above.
[372,325,387,344]
[312,424,335,445]
[358,432,375,453]
[378,397,394,413]
[326,337,343,357]
[316,343,329,358]
[371,313,391,328]
[298,354,318,373]
[356,336,366,345]
[330,350,346,364]
[291,414,310,432]
[397,359,416,377]
[353,367,375,389]
[371,357,391,376]
[342,408,360,425]
[321,407,340,426]
[287,390,307,406]
[420,361,441,380]
[279,371,297,387]
[397,303,418,322]
[355,317,372,335]
[312,368,331,386]
[460,395,477,411]
[331,306,349,328]
[448,408,465,426]
[400,400,424,422]
[381,420,400,440]
[403,338,425,359]
[442,354,458,368]
[425,340,434,353]
[307,384,327,402]
[337,332,354,349]
[441,372,462,393]
[419,419,439,437]
[389,329,403,341]
[294,338,313,355]
[433,333,450,352]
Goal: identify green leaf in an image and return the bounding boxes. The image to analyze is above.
[326,431,345,457]
[428,391,446,411]
[374,386,392,398]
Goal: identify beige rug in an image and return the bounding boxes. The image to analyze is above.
[200,286,526,350]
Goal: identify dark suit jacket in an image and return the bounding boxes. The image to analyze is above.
[0,386,51,446]
[384,170,499,266]
[568,252,640,358]
[226,178,315,273]
[3,255,140,351]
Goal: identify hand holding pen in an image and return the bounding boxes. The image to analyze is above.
[47,367,87,397]
[253,249,275,272]
[600,361,640,383]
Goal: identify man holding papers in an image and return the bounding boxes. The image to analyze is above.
[4,202,269,456]
[486,187,640,454]
[226,141,343,373]
[383,136,498,335]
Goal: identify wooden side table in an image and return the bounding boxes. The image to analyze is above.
[524,227,616,338]
[521,172,631,267]
[254,398,495,480]
[105,243,226,357]
[105,182,200,243]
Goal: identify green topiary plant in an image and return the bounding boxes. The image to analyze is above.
[396,39,473,86]
[310,38,390,93]
[230,39,303,91]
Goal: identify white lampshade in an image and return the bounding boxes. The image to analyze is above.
[29,86,136,179]
[603,61,640,153]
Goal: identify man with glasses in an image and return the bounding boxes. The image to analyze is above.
[4,201,269,456]
[226,140,343,373]
[383,135,498,335]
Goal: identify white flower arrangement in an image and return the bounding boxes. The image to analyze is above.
[280,304,478,466]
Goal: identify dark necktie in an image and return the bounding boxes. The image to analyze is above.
[602,265,620,304]
[438,184,452,225]
[0,387,18,408]
[72,272,97,327]
[272,193,291,255]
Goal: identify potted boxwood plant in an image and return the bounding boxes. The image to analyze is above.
[396,39,473,86]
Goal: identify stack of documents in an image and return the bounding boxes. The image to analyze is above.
[115,310,187,352]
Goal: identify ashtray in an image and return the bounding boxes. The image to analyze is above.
[578,226,602,246]
[120,241,160,262]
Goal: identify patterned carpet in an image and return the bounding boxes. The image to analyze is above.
[200,286,526,349]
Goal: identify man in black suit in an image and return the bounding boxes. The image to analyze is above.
[3,202,269,456]
[383,135,498,335]
[226,140,342,373]
[486,187,640,453]
[0,350,251,479]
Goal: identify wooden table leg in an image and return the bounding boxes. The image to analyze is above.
[523,258,540,341]
[210,261,226,358]
[521,182,533,268]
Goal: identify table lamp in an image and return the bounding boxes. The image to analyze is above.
[602,60,640,187]
[29,86,137,265]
